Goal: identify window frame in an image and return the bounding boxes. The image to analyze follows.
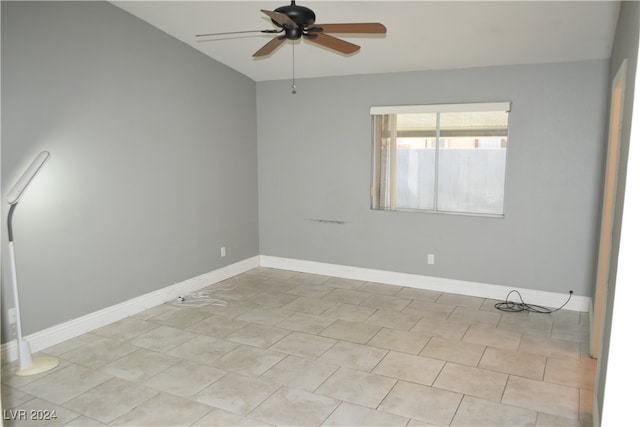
[370,101,511,218]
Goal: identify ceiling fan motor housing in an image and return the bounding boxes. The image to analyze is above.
[275,1,316,39]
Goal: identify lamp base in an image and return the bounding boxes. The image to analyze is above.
[16,356,59,376]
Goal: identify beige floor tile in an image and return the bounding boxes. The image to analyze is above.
[35,333,102,357]
[90,316,157,341]
[235,306,293,325]
[192,408,270,426]
[2,357,72,389]
[502,376,580,420]
[323,288,371,305]
[3,397,81,426]
[462,324,522,351]
[518,335,581,359]
[451,395,537,426]
[250,387,340,426]
[433,362,508,401]
[212,345,286,376]
[288,272,331,286]
[132,304,172,320]
[167,335,239,364]
[359,281,403,296]
[420,336,486,366]
[411,317,469,340]
[436,293,485,309]
[129,325,198,353]
[324,277,366,289]
[316,367,397,408]
[287,283,334,298]
[268,331,336,359]
[322,401,409,426]
[19,364,111,405]
[379,380,462,426]
[360,294,411,311]
[197,300,258,318]
[447,306,502,327]
[551,320,590,344]
[403,299,455,317]
[186,314,248,338]
[260,355,338,392]
[147,306,212,329]
[535,309,581,324]
[479,347,546,380]
[535,412,591,427]
[2,268,594,427]
[497,312,553,337]
[373,351,444,386]
[281,296,336,315]
[367,328,430,354]
[275,311,336,334]
[395,287,442,302]
[65,415,107,426]
[1,385,34,409]
[545,357,597,390]
[112,392,211,426]
[323,302,377,322]
[320,319,382,344]
[406,420,440,427]
[318,341,388,372]
[59,336,138,369]
[268,278,317,293]
[366,309,422,331]
[244,290,299,308]
[144,360,226,397]
[227,323,290,348]
[102,348,179,382]
[209,285,263,302]
[195,372,280,415]
[64,378,158,423]
[260,268,300,280]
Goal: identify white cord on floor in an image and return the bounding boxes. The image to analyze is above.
[169,289,228,308]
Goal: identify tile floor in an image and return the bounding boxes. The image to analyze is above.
[1,267,596,426]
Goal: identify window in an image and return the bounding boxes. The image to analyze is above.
[371,102,510,216]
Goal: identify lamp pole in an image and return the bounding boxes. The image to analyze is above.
[6,151,59,376]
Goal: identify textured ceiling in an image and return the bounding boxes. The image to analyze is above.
[112,1,620,82]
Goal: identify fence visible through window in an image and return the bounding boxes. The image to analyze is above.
[371,102,510,216]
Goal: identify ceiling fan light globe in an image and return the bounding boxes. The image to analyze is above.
[285,27,304,40]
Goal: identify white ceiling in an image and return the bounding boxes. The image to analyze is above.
[111,1,620,82]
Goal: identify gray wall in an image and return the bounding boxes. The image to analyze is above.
[1,1,258,340]
[596,0,639,421]
[257,60,608,297]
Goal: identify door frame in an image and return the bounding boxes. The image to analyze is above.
[591,59,627,358]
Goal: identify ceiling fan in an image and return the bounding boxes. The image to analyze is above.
[196,1,387,58]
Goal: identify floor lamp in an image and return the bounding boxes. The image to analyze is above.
[6,151,59,376]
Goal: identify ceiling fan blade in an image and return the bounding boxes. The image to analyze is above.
[305,32,360,55]
[309,23,387,34]
[261,9,298,28]
[196,29,281,38]
[253,36,287,57]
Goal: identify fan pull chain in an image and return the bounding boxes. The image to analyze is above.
[291,41,297,94]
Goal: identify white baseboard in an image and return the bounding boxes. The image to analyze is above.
[259,255,591,312]
[2,254,591,363]
[1,256,260,363]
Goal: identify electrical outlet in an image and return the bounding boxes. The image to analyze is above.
[8,308,17,325]
[220,246,226,258]
[427,253,435,265]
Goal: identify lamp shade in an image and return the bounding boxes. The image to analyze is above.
[7,151,50,205]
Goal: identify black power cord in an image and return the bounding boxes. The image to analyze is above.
[494,290,573,313]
